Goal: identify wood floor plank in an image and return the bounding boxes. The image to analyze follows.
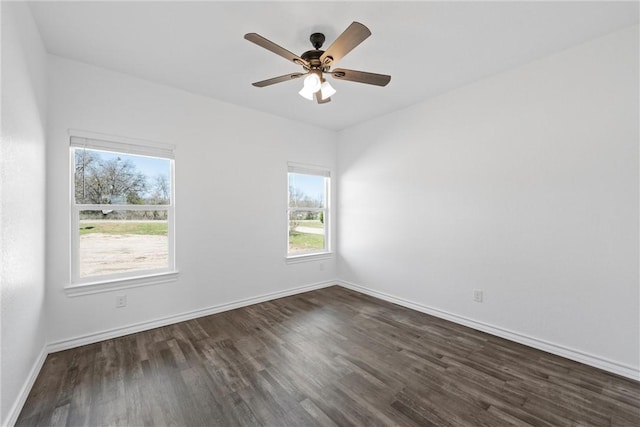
[16,286,640,426]
[300,397,340,427]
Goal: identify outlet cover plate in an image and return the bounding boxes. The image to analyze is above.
[116,295,127,308]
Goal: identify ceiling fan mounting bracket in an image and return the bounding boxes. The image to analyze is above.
[310,33,325,49]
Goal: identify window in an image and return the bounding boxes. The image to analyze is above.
[287,164,330,257]
[70,133,175,286]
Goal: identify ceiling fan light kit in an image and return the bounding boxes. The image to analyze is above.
[244,22,391,104]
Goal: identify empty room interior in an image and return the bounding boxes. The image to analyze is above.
[2,1,639,426]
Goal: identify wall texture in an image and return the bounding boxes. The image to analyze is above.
[1,2,49,425]
[45,56,337,346]
[337,25,639,376]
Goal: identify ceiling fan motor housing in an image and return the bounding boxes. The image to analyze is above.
[302,33,334,70]
[301,49,325,67]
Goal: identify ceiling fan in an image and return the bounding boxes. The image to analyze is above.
[244,22,391,104]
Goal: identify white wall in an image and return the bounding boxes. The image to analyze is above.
[337,25,639,375]
[1,2,49,425]
[45,56,337,345]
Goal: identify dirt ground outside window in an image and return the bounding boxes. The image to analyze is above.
[79,233,168,277]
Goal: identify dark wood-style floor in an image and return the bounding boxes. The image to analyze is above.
[17,286,640,426]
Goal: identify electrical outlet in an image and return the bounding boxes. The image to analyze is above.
[473,289,483,303]
[116,295,127,308]
[319,263,325,271]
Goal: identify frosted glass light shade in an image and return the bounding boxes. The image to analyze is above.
[298,86,315,100]
[298,73,322,100]
[320,81,336,100]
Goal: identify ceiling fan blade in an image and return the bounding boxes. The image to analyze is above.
[331,68,391,86]
[315,91,331,104]
[252,73,305,87]
[320,22,371,66]
[244,33,309,67]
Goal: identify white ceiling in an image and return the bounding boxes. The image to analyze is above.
[28,1,639,131]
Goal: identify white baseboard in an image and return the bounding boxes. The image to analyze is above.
[4,345,48,427]
[337,280,640,381]
[48,280,336,353]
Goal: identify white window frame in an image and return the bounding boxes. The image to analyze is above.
[67,130,177,295]
[287,163,331,261]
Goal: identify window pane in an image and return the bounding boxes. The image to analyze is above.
[288,173,325,208]
[79,210,168,278]
[74,148,171,205]
[289,210,326,254]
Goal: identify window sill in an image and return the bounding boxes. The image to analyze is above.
[285,252,333,264]
[65,271,179,297]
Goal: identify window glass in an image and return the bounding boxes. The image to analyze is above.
[288,210,326,255]
[78,210,168,278]
[287,168,329,256]
[74,148,171,205]
[71,140,174,284]
[288,173,325,208]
